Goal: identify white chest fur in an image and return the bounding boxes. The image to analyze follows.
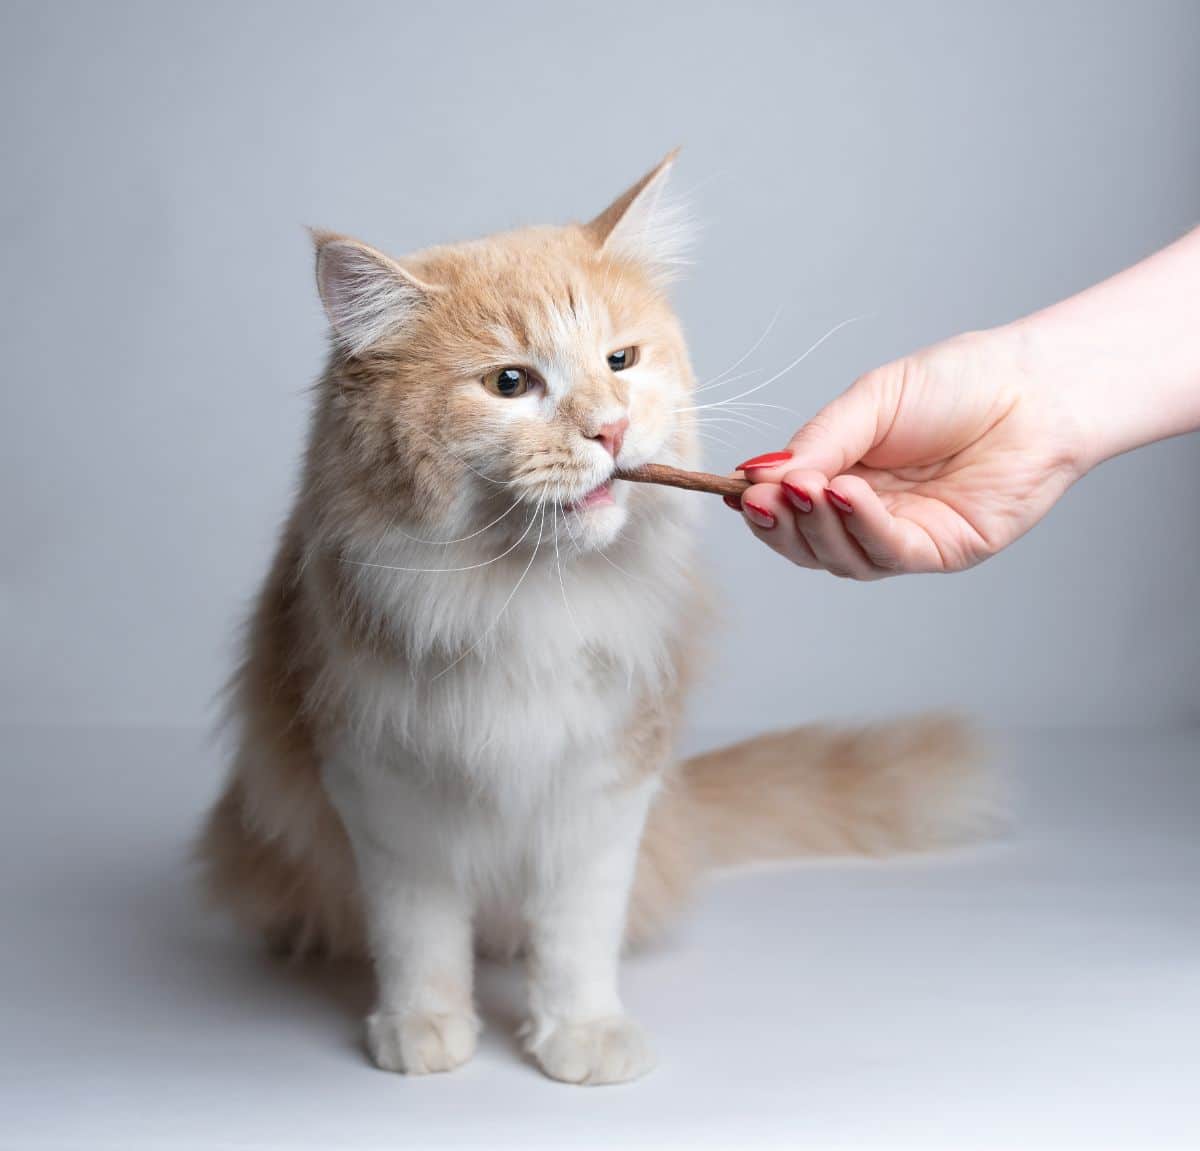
[320,492,697,792]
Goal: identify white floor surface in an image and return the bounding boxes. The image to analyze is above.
[2,726,1198,1150]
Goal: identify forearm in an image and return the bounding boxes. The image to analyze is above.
[1011,225,1200,473]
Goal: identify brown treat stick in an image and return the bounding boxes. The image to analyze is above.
[615,462,751,499]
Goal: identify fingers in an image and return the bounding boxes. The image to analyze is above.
[731,473,882,580]
[731,481,822,570]
[809,472,944,575]
[815,474,905,572]
[778,470,882,580]
[728,466,948,579]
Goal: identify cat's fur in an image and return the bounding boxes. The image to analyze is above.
[198,154,992,1085]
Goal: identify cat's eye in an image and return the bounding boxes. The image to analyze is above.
[483,366,535,398]
[607,347,639,373]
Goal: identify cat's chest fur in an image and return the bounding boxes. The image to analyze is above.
[323,512,696,790]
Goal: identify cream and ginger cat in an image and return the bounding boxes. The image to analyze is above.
[199,154,989,1085]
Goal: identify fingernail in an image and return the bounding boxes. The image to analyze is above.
[743,500,776,529]
[781,481,813,513]
[736,450,792,472]
[826,488,853,515]
[722,494,743,511]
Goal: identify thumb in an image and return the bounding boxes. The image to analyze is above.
[734,367,897,483]
[785,369,893,477]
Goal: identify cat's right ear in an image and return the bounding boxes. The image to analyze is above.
[312,230,435,356]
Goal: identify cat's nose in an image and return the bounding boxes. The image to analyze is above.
[589,417,629,458]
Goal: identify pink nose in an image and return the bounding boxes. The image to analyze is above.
[590,417,629,458]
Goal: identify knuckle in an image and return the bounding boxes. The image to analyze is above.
[791,413,835,445]
[852,362,900,403]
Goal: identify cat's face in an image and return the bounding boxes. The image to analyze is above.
[313,154,696,553]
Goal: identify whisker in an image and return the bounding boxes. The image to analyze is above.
[677,314,868,414]
[554,496,659,588]
[367,507,403,565]
[690,366,765,398]
[688,399,802,419]
[448,454,515,488]
[553,505,589,650]
[692,429,737,450]
[689,413,779,440]
[593,546,659,588]
[432,501,547,681]
[692,409,777,432]
[559,504,583,558]
[430,434,517,488]
[388,495,523,547]
[335,498,540,575]
[715,400,805,417]
[691,306,783,394]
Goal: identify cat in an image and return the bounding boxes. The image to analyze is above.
[197,152,991,1086]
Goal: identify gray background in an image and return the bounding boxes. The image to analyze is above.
[3,0,1199,735]
[3,6,1200,1146]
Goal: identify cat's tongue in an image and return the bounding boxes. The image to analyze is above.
[565,480,615,512]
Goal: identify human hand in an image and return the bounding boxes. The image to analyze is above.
[728,327,1088,578]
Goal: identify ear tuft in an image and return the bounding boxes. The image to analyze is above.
[312,231,433,356]
[585,149,694,285]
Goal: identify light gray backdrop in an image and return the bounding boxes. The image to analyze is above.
[3,0,1198,736]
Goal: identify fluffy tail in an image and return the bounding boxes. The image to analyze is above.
[628,715,996,943]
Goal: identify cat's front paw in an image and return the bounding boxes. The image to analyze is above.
[525,1015,656,1085]
[365,1009,479,1075]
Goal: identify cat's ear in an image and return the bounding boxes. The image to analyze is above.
[312,230,436,356]
[585,149,693,284]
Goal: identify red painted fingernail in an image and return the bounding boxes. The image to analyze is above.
[781,481,813,513]
[826,488,853,514]
[735,450,792,472]
[722,494,742,510]
[742,500,776,529]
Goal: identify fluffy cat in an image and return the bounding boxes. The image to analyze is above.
[198,153,990,1085]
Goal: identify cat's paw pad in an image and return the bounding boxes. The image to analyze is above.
[526,1015,656,1085]
[365,1009,479,1075]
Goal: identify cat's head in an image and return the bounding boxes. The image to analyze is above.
[310,152,697,554]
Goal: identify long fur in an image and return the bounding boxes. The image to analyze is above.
[196,153,993,1084]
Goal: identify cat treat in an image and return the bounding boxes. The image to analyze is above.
[616,462,751,499]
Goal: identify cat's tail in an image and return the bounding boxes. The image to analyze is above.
[628,715,997,942]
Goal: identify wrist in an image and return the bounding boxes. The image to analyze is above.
[1002,314,1110,478]
[1006,227,1200,475]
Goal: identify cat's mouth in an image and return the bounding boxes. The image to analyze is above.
[563,480,615,513]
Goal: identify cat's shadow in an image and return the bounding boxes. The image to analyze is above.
[135,846,533,1068]
[240,942,534,1066]
[163,849,684,1072]
[202,928,686,1072]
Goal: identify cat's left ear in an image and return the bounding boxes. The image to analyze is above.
[585,148,693,284]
